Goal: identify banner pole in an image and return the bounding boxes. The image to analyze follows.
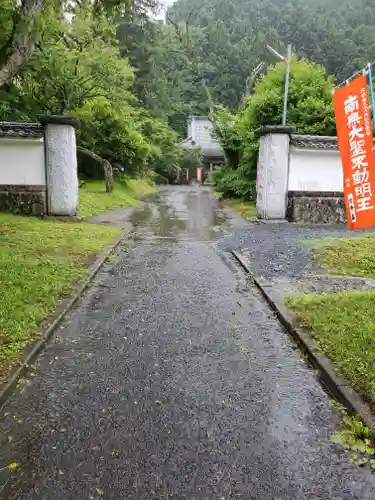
[367,63,375,137]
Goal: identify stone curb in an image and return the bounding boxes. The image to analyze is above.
[231,249,375,433]
[0,231,127,410]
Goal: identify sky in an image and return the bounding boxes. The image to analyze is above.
[155,0,176,20]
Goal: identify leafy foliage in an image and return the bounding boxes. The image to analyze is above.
[0,0,155,88]
[0,3,181,183]
[117,17,212,135]
[75,98,150,177]
[22,9,134,116]
[140,115,181,182]
[331,403,375,470]
[237,58,335,172]
[211,106,241,168]
[170,0,375,88]
[168,0,278,111]
[179,148,203,178]
[0,0,15,51]
[212,58,335,199]
[239,58,335,135]
[213,168,255,200]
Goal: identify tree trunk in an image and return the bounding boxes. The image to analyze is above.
[0,0,44,89]
[77,146,113,193]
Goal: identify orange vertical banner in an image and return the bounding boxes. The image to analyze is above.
[196,167,202,183]
[333,75,375,230]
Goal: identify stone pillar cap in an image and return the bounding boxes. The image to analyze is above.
[40,115,79,128]
[259,125,296,136]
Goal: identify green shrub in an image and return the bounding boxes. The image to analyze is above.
[75,97,150,178]
[141,116,181,183]
[213,167,255,200]
[214,58,336,199]
[180,147,203,177]
[212,106,241,168]
[237,58,336,176]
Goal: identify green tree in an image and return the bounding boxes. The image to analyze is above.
[0,0,156,88]
[116,16,211,135]
[237,57,335,172]
[4,4,179,183]
[21,8,134,116]
[180,148,203,180]
[170,0,375,89]
[213,58,335,200]
[140,114,181,182]
[211,105,241,168]
[75,97,151,178]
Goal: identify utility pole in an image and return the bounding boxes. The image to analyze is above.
[282,44,292,126]
[266,43,292,126]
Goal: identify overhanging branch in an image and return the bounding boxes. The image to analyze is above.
[0,0,44,88]
[77,146,114,193]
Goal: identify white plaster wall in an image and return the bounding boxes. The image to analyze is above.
[0,138,45,185]
[288,147,343,192]
[45,123,78,216]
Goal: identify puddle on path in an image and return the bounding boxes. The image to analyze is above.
[90,186,246,241]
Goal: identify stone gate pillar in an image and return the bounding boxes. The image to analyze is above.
[41,116,79,216]
[256,126,295,220]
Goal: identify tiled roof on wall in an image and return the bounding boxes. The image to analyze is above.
[291,134,338,150]
[0,122,44,139]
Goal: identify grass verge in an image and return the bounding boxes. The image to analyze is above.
[288,233,375,398]
[286,290,375,397]
[310,234,375,277]
[0,214,121,373]
[224,199,257,221]
[79,178,156,218]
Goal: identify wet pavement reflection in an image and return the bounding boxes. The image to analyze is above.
[90,186,242,240]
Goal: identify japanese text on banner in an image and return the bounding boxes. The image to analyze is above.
[333,75,375,230]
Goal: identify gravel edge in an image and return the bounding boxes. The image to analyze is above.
[231,249,375,433]
[0,231,127,410]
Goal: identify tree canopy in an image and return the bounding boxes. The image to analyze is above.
[169,0,375,86]
[113,0,375,137]
[0,1,182,184]
[0,0,157,89]
[213,58,336,199]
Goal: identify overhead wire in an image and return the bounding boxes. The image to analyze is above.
[335,60,375,89]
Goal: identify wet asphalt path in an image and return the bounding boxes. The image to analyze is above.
[1,186,375,499]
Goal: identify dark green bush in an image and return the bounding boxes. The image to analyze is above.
[211,106,241,169]
[237,57,336,175]
[214,58,336,200]
[213,167,255,200]
[180,147,203,170]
